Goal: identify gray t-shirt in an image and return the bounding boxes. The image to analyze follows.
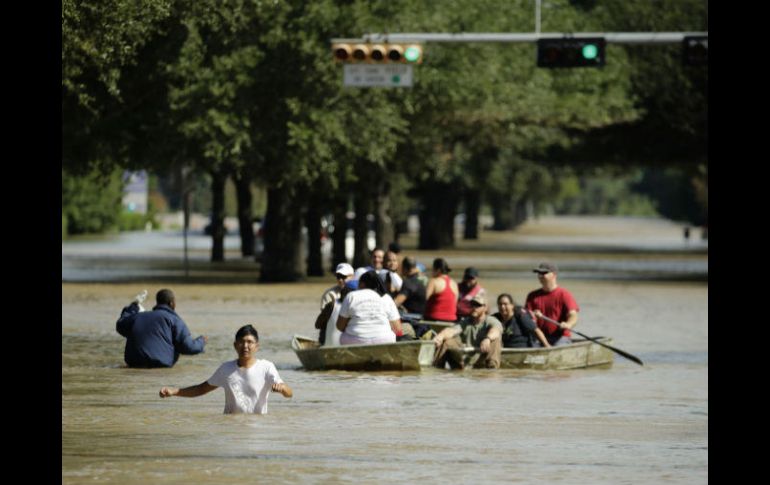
[453,314,503,347]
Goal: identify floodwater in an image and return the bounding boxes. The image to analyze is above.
[62,216,707,484]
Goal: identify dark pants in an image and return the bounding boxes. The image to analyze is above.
[433,337,501,369]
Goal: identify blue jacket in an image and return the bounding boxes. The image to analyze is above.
[116,303,205,368]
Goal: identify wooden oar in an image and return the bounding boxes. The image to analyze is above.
[538,314,644,366]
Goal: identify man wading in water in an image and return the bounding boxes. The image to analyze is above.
[159,325,292,414]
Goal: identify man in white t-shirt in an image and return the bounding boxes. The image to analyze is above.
[159,325,292,414]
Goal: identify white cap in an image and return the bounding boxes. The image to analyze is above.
[335,263,354,276]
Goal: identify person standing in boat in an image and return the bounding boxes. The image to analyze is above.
[423,258,459,323]
[336,270,404,344]
[116,288,207,368]
[159,325,292,414]
[432,294,503,369]
[525,262,579,346]
[493,293,550,348]
[456,267,486,319]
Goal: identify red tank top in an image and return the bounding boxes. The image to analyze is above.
[424,275,457,322]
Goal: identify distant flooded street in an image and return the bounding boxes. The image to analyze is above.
[62,216,707,484]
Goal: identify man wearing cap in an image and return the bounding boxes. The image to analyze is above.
[315,279,358,346]
[321,262,355,310]
[525,262,579,346]
[432,294,502,369]
[456,267,486,319]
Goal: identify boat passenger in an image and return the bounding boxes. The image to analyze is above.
[379,249,403,297]
[315,279,357,346]
[394,256,428,338]
[525,262,580,346]
[423,258,459,322]
[456,267,487,319]
[432,295,502,369]
[336,270,403,345]
[320,262,355,310]
[493,293,550,348]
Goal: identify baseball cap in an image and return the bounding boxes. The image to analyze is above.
[532,262,558,274]
[335,263,354,277]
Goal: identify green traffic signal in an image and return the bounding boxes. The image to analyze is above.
[404,46,421,63]
[581,44,598,60]
[537,38,605,68]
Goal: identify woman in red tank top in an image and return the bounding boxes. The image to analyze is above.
[423,258,459,322]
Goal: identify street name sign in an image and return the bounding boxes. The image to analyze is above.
[343,64,413,87]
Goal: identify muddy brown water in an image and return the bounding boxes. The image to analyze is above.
[62,216,707,484]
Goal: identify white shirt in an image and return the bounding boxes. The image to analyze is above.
[324,300,343,347]
[378,269,403,292]
[339,289,400,339]
[207,359,283,414]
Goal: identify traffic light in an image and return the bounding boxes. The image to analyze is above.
[537,38,606,68]
[683,36,707,66]
[332,43,423,64]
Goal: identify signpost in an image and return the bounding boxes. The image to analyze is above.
[343,64,413,87]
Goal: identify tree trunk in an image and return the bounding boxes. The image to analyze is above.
[418,182,459,250]
[305,195,323,276]
[331,197,348,270]
[210,170,227,262]
[375,179,394,249]
[234,174,255,257]
[463,189,480,240]
[260,187,304,282]
[512,198,529,228]
[393,217,408,242]
[352,190,371,268]
[491,193,515,231]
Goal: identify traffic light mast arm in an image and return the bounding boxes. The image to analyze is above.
[331,32,707,45]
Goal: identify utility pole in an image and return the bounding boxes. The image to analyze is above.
[181,166,193,278]
[350,32,707,44]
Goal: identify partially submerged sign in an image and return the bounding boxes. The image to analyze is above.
[343,64,413,87]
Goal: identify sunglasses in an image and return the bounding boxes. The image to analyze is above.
[335,273,348,280]
[536,271,550,276]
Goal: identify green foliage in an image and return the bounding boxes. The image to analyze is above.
[62,0,175,173]
[61,0,707,244]
[118,212,157,231]
[62,168,124,235]
[555,170,659,216]
[632,167,706,224]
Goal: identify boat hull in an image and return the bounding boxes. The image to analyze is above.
[291,335,436,371]
[292,335,614,371]
[465,337,615,370]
